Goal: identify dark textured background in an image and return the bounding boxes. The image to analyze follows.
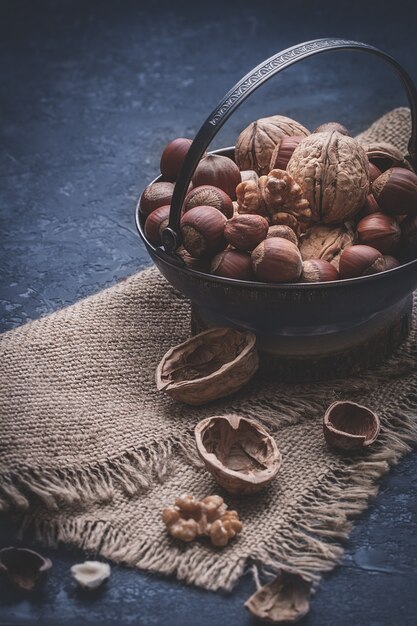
[1,1,417,624]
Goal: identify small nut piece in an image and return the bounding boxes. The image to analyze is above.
[211,250,254,280]
[252,238,302,282]
[323,400,380,450]
[70,561,111,590]
[372,167,417,216]
[261,169,311,226]
[224,214,269,251]
[339,245,385,279]
[180,205,227,258]
[162,493,243,547]
[300,259,339,283]
[356,212,401,254]
[156,327,259,405]
[183,185,233,218]
[236,180,266,216]
[195,414,282,494]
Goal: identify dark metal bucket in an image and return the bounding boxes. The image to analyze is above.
[135,38,417,380]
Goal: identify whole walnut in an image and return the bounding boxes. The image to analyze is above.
[287,131,369,223]
[299,223,355,269]
[235,115,310,176]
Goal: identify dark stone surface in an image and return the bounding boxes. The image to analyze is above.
[1,0,417,624]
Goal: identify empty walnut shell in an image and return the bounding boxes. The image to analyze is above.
[156,328,259,405]
[195,414,282,494]
[358,140,413,172]
[323,401,380,450]
[245,571,312,623]
[0,547,52,591]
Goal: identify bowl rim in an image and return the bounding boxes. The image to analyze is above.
[135,147,417,291]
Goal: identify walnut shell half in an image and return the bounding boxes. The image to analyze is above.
[358,140,413,172]
[195,414,282,494]
[323,401,380,450]
[287,131,369,223]
[299,223,355,270]
[155,328,259,405]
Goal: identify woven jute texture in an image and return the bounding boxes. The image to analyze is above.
[1,108,417,594]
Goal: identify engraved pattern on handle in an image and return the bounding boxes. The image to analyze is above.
[161,38,417,254]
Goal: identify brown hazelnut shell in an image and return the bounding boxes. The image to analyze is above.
[183,185,233,218]
[192,154,241,200]
[323,401,380,450]
[195,414,282,494]
[156,327,259,405]
[144,205,170,245]
[180,205,227,258]
[269,135,304,171]
[139,181,174,217]
[300,259,339,283]
[372,167,417,216]
[0,547,52,591]
[252,238,302,283]
[160,138,193,181]
[339,245,385,279]
[356,212,401,255]
[266,225,298,246]
[224,214,269,251]
[211,250,254,280]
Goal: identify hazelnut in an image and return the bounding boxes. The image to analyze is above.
[360,140,413,172]
[382,255,400,270]
[356,212,401,254]
[313,122,350,135]
[368,162,382,183]
[224,214,269,251]
[300,259,339,283]
[266,225,298,246]
[176,246,210,272]
[339,245,385,279]
[372,167,417,216]
[144,205,170,245]
[139,181,174,217]
[251,238,302,283]
[180,206,227,259]
[269,135,304,171]
[400,213,417,261]
[192,154,241,200]
[358,194,380,218]
[183,185,233,218]
[323,400,380,450]
[210,250,254,280]
[160,138,193,181]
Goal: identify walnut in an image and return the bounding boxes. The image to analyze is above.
[162,494,243,547]
[236,180,266,216]
[299,223,355,269]
[235,115,310,176]
[287,131,369,223]
[260,169,312,227]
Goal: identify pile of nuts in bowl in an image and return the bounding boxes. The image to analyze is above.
[139,115,417,283]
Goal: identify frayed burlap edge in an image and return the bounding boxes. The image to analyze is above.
[11,378,417,592]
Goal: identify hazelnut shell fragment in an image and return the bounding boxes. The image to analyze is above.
[70,561,111,590]
[0,547,52,591]
[195,414,282,494]
[323,400,380,450]
[155,327,259,405]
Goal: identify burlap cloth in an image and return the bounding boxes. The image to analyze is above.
[1,108,417,598]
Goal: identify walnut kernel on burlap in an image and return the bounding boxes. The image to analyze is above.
[1,109,417,596]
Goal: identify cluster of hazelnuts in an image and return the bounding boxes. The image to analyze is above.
[139,120,417,283]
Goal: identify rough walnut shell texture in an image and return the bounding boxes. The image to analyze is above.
[195,414,282,494]
[155,327,259,405]
[287,131,369,223]
[245,571,312,623]
[299,223,355,269]
[235,115,310,176]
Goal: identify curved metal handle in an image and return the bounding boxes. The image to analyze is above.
[162,37,417,254]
